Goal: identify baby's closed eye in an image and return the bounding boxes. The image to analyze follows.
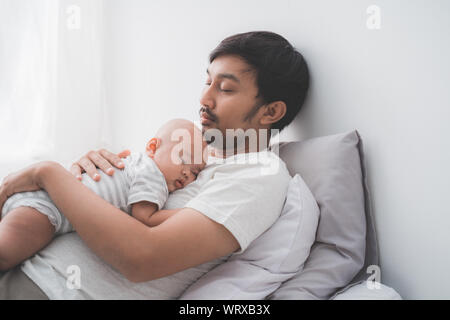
[190,167,200,178]
[190,165,204,178]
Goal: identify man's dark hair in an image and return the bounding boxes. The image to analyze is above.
[209,31,310,132]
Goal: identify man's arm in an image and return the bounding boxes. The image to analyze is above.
[38,162,239,282]
[130,208,240,282]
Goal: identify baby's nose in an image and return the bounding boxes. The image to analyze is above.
[183,169,193,181]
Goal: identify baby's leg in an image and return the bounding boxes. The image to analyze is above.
[0,206,55,271]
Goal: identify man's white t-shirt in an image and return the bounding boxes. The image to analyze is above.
[20,149,291,299]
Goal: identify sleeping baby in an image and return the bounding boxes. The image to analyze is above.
[0,118,207,270]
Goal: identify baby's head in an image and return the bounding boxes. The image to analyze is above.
[146,119,207,192]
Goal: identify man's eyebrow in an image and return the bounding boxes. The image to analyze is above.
[206,68,240,84]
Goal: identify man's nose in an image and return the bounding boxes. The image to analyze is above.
[199,85,215,110]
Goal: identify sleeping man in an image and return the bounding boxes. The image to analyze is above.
[0,31,309,299]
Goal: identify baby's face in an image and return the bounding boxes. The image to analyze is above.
[154,142,207,193]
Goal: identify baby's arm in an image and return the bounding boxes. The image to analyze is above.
[131,202,158,226]
[131,202,181,227]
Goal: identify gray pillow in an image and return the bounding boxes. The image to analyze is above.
[268,130,379,300]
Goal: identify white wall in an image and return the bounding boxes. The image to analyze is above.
[103,0,450,299]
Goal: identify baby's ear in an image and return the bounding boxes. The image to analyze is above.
[146,138,161,157]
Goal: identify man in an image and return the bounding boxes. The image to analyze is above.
[0,31,309,299]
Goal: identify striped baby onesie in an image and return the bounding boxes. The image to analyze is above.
[1,152,169,234]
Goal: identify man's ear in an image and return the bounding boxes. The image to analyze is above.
[146,137,161,158]
[259,101,287,126]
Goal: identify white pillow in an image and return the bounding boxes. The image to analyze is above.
[179,174,320,300]
[332,281,402,300]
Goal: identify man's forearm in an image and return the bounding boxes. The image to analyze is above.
[37,162,154,279]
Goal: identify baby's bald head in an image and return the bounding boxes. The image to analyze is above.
[147,118,207,166]
[155,119,201,144]
[146,119,207,192]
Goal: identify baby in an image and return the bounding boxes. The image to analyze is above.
[0,118,207,271]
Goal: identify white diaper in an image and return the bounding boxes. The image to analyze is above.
[1,190,74,234]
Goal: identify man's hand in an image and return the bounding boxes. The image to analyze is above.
[70,149,131,182]
[0,161,54,215]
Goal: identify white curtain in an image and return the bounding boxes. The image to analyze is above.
[0,0,111,175]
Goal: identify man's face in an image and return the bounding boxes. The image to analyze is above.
[199,55,265,140]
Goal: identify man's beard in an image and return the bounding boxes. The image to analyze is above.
[202,126,251,153]
[199,99,264,147]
